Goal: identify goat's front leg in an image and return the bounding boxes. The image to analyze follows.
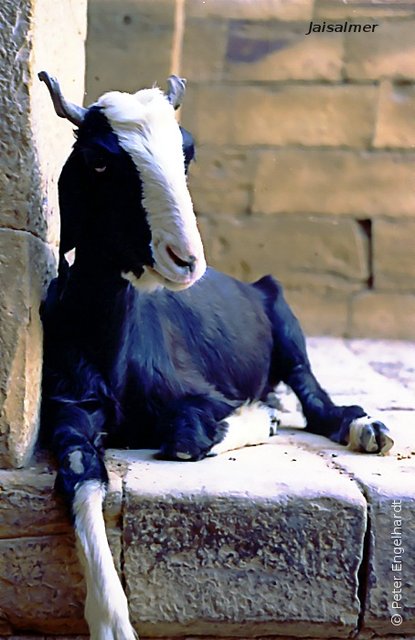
[156,395,278,461]
[264,276,394,454]
[51,404,137,640]
[286,364,394,454]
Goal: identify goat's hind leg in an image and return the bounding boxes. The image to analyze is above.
[257,276,393,454]
[50,405,137,640]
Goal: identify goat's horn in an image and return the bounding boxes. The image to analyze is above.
[38,71,87,127]
[166,75,186,110]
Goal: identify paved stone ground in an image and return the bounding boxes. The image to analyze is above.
[0,338,414,638]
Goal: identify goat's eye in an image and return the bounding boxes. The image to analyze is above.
[94,166,107,173]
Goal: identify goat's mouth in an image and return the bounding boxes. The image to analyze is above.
[150,241,206,290]
[122,240,206,292]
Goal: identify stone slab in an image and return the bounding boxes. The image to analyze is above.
[0,466,122,634]
[281,338,415,636]
[117,445,367,638]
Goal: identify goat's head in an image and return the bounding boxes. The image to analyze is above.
[39,72,206,291]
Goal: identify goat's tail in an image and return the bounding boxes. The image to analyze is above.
[73,480,137,640]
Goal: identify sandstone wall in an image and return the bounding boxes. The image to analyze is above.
[86,0,415,339]
[0,0,87,468]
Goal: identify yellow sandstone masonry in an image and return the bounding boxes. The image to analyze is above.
[0,0,87,467]
[253,149,415,217]
[315,0,415,19]
[373,220,415,291]
[183,84,376,147]
[345,20,415,80]
[223,20,344,82]
[350,293,415,340]
[188,146,256,216]
[184,0,314,22]
[374,81,415,149]
[86,0,176,103]
[198,214,369,288]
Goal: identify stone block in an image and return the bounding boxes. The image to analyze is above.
[373,220,415,290]
[300,427,415,637]
[187,146,256,216]
[223,20,344,82]
[0,465,122,634]
[185,0,314,21]
[183,84,376,147]
[349,292,415,340]
[285,289,350,337]
[281,339,415,636]
[252,149,415,217]
[315,0,415,18]
[86,0,176,103]
[0,231,55,468]
[0,534,87,634]
[345,20,415,80]
[198,214,369,287]
[181,18,228,83]
[374,81,415,149]
[121,447,366,637]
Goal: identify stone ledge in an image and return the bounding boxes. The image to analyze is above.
[0,339,414,638]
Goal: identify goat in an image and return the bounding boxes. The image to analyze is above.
[38,71,393,640]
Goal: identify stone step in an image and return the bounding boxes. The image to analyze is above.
[0,339,414,638]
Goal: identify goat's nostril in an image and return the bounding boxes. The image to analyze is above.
[166,246,197,272]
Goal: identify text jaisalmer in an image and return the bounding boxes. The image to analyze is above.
[305,21,379,35]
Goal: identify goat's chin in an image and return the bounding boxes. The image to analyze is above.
[121,267,195,293]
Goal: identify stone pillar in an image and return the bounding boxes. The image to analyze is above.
[0,0,87,468]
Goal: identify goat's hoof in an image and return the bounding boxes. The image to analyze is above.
[348,416,394,454]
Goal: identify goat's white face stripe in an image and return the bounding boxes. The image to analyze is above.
[95,88,206,287]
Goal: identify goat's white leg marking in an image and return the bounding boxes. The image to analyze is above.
[73,480,137,640]
[348,416,394,454]
[209,402,278,456]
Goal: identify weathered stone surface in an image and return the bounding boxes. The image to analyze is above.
[285,289,350,337]
[347,339,415,394]
[187,146,256,216]
[86,0,176,104]
[350,292,415,341]
[253,150,415,217]
[0,231,54,468]
[198,214,369,287]
[373,220,415,290]
[345,20,415,80]
[284,338,415,636]
[306,337,415,411]
[120,447,366,637]
[315,0,415,18]
[0,0,87,242]
[0,0,87,468]
[374,81,415,149]
[185,0,313,21]
[0,534,87,634]
[0,466,122,633]
[183,84,376,147]
[181,18,229,83]
[223,20,344,82]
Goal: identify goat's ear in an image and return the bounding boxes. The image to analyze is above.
[58,151,87,254]
[180,126,195,173]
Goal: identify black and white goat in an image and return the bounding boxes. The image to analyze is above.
[39,72,393,639]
